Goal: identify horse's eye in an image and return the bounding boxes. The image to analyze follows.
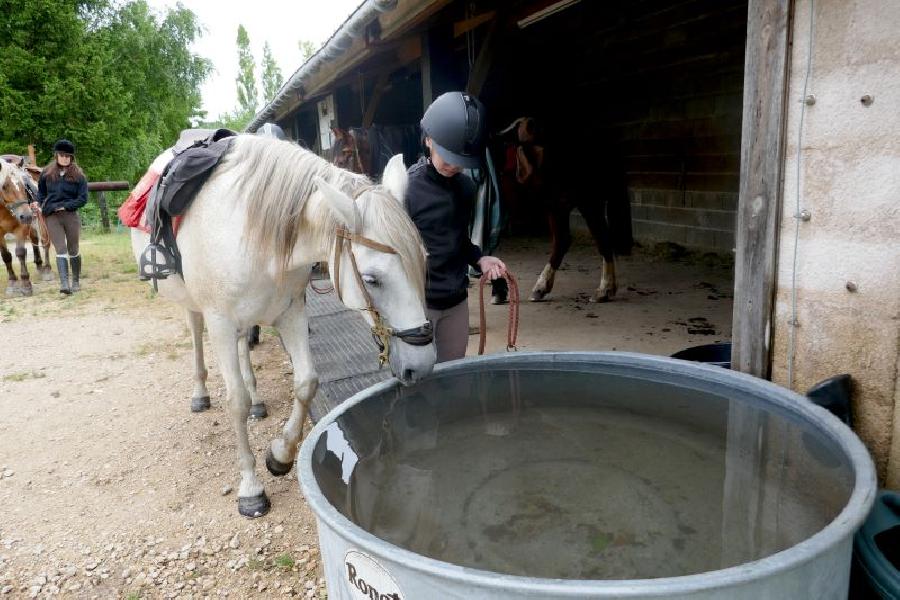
[362,274,379,286]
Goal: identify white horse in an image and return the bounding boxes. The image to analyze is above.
[131,135,435,517]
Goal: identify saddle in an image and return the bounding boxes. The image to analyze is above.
[139,128,236,286]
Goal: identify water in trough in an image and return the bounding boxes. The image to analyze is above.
[312,366,855,580]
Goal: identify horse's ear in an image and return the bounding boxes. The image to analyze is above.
[314,176,357,232]
[381,154,408,206]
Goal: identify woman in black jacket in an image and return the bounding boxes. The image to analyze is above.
[406,92,507,362]
[37,139,87,294]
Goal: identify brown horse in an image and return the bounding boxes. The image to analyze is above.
[0,158,52,296]
[499,117,618,303]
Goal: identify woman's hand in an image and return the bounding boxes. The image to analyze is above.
[29,202,40,213]
[477,256,507,280]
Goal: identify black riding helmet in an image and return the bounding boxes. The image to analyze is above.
[420,92,487,169]
[53,139,75,155]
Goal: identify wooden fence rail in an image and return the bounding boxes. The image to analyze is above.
[87,181,130,233]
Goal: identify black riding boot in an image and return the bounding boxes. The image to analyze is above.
[70,255,82,292]
[56,257,72,295]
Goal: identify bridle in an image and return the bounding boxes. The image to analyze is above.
[332,226,433,366]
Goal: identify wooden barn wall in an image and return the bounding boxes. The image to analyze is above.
[481,0,748,252]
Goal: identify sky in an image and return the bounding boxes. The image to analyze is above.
[146,0,362,119]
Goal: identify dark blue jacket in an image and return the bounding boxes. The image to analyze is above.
[38,170,88,213]
[405,158,482,310]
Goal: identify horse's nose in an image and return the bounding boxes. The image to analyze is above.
[18,212,33,225]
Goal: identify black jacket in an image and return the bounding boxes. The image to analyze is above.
[405,158,482,310]
[38,170,88,213]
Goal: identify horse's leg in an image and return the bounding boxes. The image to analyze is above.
[29,227,44,275]
[248,325,261,349]
[1,244,20,296]
[265,299,318,477]
[41,236,53,280]
[187,310,211,412]
[239,332,267,419]
[579,199,618,303]
[531,200,572,302]
[205,312,269,517]
[14,241,32,297]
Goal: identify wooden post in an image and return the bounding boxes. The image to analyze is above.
[731,0,792,378]
[363,72,391,128]
[96,191,110,233]
[87,181,129,234]
[421,31,433,111]
[722,0,793,570]
[27,144,36,166]
[465,16,500,97]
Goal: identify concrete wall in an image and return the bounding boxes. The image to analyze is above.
[772,0,900,485]
[615,1,746,253]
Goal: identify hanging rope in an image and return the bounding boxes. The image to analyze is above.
[478,271,519,355]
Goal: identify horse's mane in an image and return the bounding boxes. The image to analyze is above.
[223,135,425,299]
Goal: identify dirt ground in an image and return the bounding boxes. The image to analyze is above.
[0,231,733,599]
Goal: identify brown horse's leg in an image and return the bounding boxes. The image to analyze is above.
[39,216,54,279]
[1,243,19,296]
[41,240,53,279]
[530,201,572,302]
[579,199,617,303]
[15,242,32,296]
[29,227,44,273]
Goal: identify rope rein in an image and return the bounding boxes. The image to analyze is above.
[478,271,520,355]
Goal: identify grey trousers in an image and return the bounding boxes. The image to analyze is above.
[426,298,469,363]
[45,210,81,257]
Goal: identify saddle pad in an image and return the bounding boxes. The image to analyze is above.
[118,150,173,231]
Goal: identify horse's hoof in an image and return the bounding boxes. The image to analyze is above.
[191,396,211,412]
[238,492,270,518]
[590,293,612,303]
[491,293,508,305]
[249,403,268,419]
[529,290,548,302]
[265,449,293,477]
[41,272,54,282]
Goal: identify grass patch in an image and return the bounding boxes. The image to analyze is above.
[3,370,47,382]
[247,558,266,571]
[1,230,163,323]
[274,553,294,570]
[124,594,140,600]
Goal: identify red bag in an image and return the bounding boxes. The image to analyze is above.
[118,168,161,230]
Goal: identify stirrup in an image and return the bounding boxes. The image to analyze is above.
[138,243,179,285]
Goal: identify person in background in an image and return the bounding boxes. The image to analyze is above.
[37,139,87,294]
[405,91,507,363]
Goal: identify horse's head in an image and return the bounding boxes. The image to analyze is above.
[314,155,436,385]
[0,160,34,226]
[499,117,539,144]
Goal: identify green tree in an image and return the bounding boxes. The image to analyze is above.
[298,39,316,63]
[235,25,257,117]
[260,42,283,104]
[0,0,211,227]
